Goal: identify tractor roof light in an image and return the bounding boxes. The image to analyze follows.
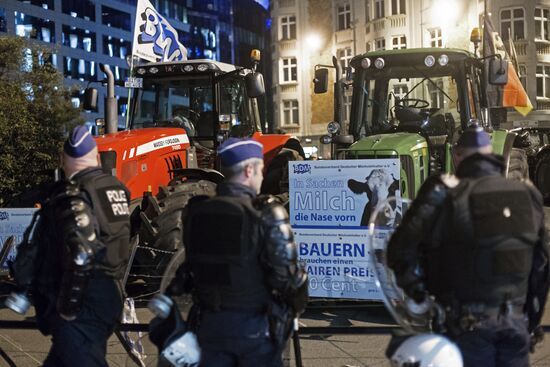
[136,68,146,75]
[197,63,209,72]
[149,67,159,74]
[321,135,333,144]
[438,54,449,66]
[424,55,436,67]
[327,121,341,135]
[183,64,194,72]
[374,57,385,69]
[361,58,371,69]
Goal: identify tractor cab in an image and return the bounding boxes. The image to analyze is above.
[128,59,264,168]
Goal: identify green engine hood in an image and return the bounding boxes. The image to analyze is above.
[349,132,427,156]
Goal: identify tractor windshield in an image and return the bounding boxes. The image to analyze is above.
[129,74,257,140]
[351,63,478,138]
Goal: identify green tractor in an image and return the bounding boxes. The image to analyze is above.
[314,48,528,199]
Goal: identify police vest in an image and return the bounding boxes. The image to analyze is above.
[78,168,131,279]
[185,195,271,311]
[426,175,539,307]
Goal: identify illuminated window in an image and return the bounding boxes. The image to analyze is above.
[375,37,385,50]
[282,100,299,125]
[280,15,296,40]
[374,0,385,19]
[62,25,96,52]
[392,35,406,49]
[337,47,353,69]
[102,37,131,60]
[14,12,55,43]
[429,27,442,47]
[536,64,550,98]
[501,7,525,41]
[281,57,297,83]
[391,0,405,15]
[337,3,351,30]
[535,8,550,41]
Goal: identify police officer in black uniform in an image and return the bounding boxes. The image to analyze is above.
[387,127,549,367]
[8,126,131,366]
[182,138,308,367]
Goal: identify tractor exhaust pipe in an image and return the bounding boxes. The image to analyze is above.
[100,64,118,135]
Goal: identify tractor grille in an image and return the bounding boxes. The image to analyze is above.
[165,154,184,179]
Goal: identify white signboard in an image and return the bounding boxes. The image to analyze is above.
[0,208,38,270]
[289,159,400,300]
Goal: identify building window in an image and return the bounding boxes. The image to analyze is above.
[62,0,95,21]
[103,36,131,59]
[375,37,385,50]
[280,15,296,40]
[281,57,297,83]
[393,84,409,100]
[14,12,55,43]
[374,0,385,19]
[0,8,7,32]
[64,56,96,82]
[366,0,371,22]
[501,8,525,41]
[429,28,442,47]
[535,8,550,41]
[392,35,406,49]
[519,64,527,90]
[344,91,352,123]
[537,64,550,98]
[17,0,55,9]
[337,47,353,69]
[102,6,131,31]
[429,80,445,108]
[62,25,96,52]
[282,100,299,125]
[391,0,405,15]
[337,3,351,31]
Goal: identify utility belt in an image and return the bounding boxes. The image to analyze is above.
[448,302,524,333]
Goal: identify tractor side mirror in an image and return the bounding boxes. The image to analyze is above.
[314,68,329,94]
[488,57,508,85]
[83,88,98,111]
[245,72,265,98]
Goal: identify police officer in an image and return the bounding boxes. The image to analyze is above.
[387,127,549,367]
[9,126,131,366]
[181,138,308,367]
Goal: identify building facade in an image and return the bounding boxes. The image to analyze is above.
[270,0,550,154]
[0,0,269,128]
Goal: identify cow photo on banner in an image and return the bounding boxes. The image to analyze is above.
[289,159,400,300]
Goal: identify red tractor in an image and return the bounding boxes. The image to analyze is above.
[86,53,297,290]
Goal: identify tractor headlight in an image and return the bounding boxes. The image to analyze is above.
[183,65,194,72]
[424,55,436,67]
[374,58,385,69]
[361,58,371,69]
[327,121,341,134]
[197,64,209,72]
[438,54,449,66]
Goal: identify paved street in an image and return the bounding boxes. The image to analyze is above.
[3,208,550,366]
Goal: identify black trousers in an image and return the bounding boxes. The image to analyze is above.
[41,278,123,367]
[451,314,530,367]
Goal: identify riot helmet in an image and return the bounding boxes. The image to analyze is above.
[390,334,463,367]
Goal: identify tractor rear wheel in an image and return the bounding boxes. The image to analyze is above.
[126,179,216,297]
[535,153,550,203]
[507,148,529,181]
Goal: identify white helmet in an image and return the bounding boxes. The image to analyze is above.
[390,334,463,367]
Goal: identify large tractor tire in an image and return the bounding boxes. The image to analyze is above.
[507,148,529,181]
[535,153,550,203]
[126,179,217,297]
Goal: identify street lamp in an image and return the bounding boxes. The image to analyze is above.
[305,33,322,52]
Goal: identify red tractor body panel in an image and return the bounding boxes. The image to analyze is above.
[252,132,292,167]
[95,128,190,200]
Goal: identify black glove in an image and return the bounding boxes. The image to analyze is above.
[530,325,544,353]
[404,282,427,304]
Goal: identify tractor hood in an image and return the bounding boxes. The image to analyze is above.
[349,132,427,156]
[94,128,190,159]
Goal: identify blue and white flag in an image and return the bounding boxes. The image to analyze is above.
[132,0,187,62]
